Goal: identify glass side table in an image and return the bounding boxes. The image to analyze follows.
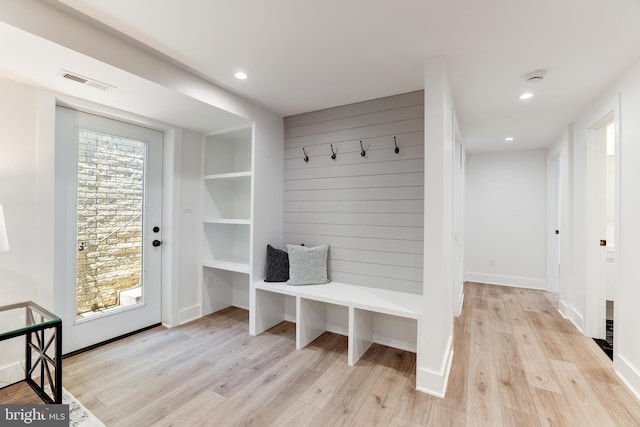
[0,302,62,404]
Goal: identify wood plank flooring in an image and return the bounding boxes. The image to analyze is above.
[2,282,640,426]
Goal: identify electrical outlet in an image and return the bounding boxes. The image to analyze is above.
[183,201,193,214]
[490,257,496,266]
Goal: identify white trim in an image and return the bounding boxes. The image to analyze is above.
[161,129,181,328]
[373,334,416,353]
[416,335,453,397]
[581,94,620,340]
[546,155,560,293]
[178,304,202,325]
[325,324,348,337]
[558,300,584,333]
[615,354,640,403]
[278,318,416,353]
[464,273,546,290]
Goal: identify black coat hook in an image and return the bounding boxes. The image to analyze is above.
[330,144,337,160]
[360,140,366,157]
[394,136,399,154]
[302,147,309,163]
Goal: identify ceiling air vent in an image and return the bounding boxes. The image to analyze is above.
[56,70,115,91]
[62,72,88,84]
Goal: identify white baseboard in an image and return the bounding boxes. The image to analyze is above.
[178,304,202,325]
[416,335,453,398]
[615,354,640,403]
[283,319,416,353]
[465,272,546,290]
[0,362,24,388]
[558,299,584,333]
[325,324,348,337]
[373,334,416,353]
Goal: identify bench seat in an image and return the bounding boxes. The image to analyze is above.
[250,280,422,366]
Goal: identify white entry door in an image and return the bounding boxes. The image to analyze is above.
[55,107,163,353]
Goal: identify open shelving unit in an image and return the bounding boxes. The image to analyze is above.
[202,126,253,314]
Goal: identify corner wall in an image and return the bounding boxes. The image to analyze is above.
[417,57,457,396]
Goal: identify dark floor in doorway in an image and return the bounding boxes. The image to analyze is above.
[593,319,613,360]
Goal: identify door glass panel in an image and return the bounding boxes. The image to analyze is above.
[76,129,146,319]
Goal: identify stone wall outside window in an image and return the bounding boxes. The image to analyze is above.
[76,130,145,316]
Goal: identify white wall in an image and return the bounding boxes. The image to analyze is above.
[177,129,204,324]
[465,149,547,289]
[0,78,43,385]
[252,105,285,282]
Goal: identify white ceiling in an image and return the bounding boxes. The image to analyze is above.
[10,1,640,151]
[0,21,249,134]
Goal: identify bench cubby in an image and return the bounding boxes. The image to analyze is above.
[250,280,422,365]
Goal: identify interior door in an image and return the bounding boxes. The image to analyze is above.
[585,116,610,339]
[55,107,163,353]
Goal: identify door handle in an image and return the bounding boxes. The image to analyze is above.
[152,240,162,247]
[600,240,607,247]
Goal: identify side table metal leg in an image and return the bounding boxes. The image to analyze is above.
[25,331,32,383]
[55,323,62,404]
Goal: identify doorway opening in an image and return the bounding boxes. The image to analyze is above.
[593,119,616,360]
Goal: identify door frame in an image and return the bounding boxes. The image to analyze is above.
[55,106,164,352]
[546,154,560,293]
[584,95,621,341]
[53,97,182,353]
[452,123,465,316]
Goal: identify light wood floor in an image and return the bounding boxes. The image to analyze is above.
[2,282,640,426]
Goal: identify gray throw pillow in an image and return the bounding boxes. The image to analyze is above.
[265,244,289,282]
[287,244,330,285]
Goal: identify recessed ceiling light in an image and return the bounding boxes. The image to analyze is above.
[505,137,514,142]
[519,92,533,100]
[524,69,548,83]
[234,71,248,80]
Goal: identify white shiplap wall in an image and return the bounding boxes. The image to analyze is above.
[283,91,424,294]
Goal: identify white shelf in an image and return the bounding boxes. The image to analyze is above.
[203,127,252,176]
[203,218,251,225]
[203,257,251,274]
[202,125,253,315]
[203,171,252,181]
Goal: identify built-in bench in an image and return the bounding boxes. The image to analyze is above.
[249,280,422,366]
